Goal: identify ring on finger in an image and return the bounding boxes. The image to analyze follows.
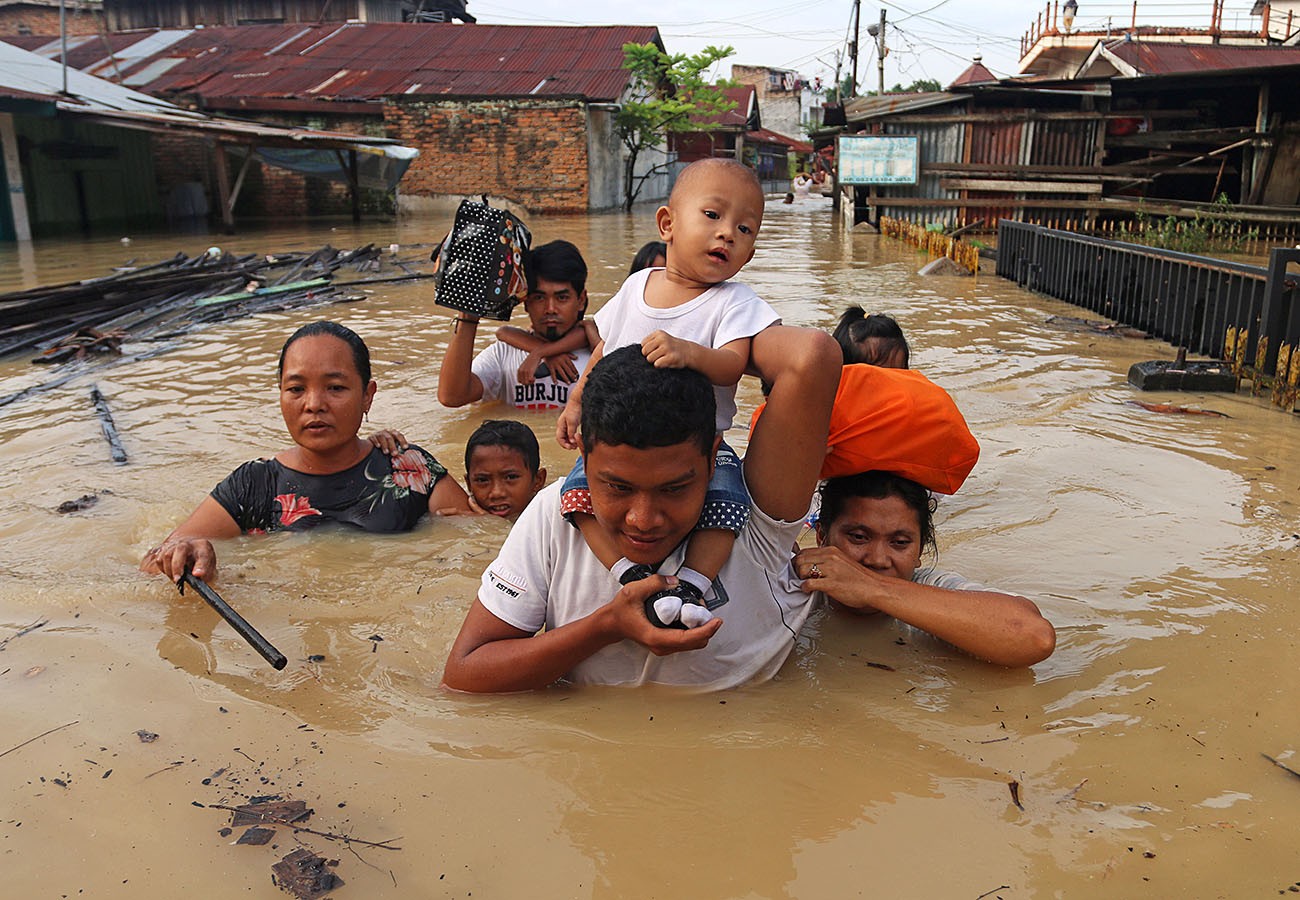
[809,564,823,579]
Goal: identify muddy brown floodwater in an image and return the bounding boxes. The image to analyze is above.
[1,201,1298,899]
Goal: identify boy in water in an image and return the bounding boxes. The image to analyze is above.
[555,158,779,629]
[464,420,547,521]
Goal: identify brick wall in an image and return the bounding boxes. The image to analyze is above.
[385,98,590,213]
[0,5,101,36]
[145,98,596,222]
[149,109,395,220]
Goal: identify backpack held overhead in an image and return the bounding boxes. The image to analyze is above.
[432,197,531,321]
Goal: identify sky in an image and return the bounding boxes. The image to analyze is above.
[467,0,1264,93]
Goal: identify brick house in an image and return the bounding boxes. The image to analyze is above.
[0,0,100,36]
[671,85,794,193]
[6,22,667,217]
[101,0,432,29]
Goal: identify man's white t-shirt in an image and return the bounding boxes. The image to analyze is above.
[471,340,591,411]
[594,268,779,432]
[478,482,816,690]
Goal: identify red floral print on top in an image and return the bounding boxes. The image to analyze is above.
[209,445,447,534]
[390,448,433,493]
[276,493,322,527]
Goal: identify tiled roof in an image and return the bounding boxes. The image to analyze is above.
[3,23,662,106]
[750,127,811,153]
[688,84,754,129]
[950,58,998,87]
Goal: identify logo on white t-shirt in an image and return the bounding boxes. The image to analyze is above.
[488,564,529,599]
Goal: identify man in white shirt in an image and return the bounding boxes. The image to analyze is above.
[437,240,592,411]
[442,326,841,691]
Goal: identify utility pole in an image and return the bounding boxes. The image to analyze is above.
[877,9,886,96]
[865,9,887,95]
[850,0,860,97]
[59,0,68,94]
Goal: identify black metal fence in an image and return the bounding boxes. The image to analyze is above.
[996,221,1300,374]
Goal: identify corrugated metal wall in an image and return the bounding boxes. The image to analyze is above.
[879,120,964,227]
[15,117,161,236]
[868,113,1103,229]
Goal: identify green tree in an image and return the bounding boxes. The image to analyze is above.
[616,43,737,211]
[887,78,943,93]
[827,74,856,103]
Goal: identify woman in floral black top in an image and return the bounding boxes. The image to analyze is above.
[141,321,472,584]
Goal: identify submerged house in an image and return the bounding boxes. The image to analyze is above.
[5,21,668,217]
[837,44,1300,230]
[0,40,415,240]
[670,85,803,193]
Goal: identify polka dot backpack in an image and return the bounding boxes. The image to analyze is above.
[432,196,532,320]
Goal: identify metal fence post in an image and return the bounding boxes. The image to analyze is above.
[1257,248,1300,375]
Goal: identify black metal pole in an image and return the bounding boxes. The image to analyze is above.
[180,571,288,670]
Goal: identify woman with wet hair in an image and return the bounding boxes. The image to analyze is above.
[141,321,471,585]
[794,470,1056,667]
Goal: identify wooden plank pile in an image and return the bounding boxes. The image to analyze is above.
[0,244,429,361]
[0,243,433,411]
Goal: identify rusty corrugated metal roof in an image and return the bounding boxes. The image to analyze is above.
[844,91,964,123]
[1,23,663,106]
[1109,41,1300,75]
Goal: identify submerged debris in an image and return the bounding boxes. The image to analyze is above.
[1127,400,1230,418]
[56,494,100,513]
[230,799,312,827]
[0,245,435,409]
[1046,315,1149,339]
[272,848,344,900]
[236,826,275,846]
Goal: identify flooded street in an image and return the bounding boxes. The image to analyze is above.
[2,200,1298,899]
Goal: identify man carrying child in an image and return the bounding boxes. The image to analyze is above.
[441,157,844,691]
[437,240,592,411]
[553,158,779,629]
[441,329,841,691]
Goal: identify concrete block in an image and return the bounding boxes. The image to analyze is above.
[917,256,972,277]
[1127,360,1237,392]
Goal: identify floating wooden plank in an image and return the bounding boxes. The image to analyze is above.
[193,278,332,308]
[89,384,128,465]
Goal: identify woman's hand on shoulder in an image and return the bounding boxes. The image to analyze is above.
[141,537,218,586]
[367,429,409,456]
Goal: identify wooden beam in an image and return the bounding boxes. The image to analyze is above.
[0,113,32,241]
[874,197,1110,208]
[921,161,1205,180]
[1108,128,1264,149]
[939,177,1102,194]
[227,146,255,217]
[349,149,360,223]
[213,142,235,234]
[1246,80,1271,205]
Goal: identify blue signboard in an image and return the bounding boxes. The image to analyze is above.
[837,135,920,185]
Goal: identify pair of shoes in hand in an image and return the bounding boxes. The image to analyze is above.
[619,566,713,630]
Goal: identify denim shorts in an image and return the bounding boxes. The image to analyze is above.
[559,438,750,536]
